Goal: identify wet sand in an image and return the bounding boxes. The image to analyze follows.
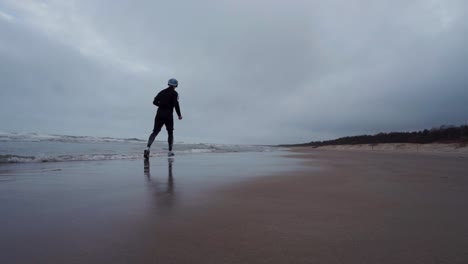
[2,150,468,263]
[0,151,301,264]
[141,149,468,263]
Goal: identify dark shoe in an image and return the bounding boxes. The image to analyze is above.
[168,151,174,157]
[144,149,150,159]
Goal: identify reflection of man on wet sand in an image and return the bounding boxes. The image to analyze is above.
[144,159,150,177]
[144,159,176,212]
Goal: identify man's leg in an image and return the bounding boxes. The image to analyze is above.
[166,117,174,152]
[147,116,164,148]
[168,130,174,151]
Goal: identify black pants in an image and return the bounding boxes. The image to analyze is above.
[147,114,174,150]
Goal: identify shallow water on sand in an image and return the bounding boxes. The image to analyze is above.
[0,151,310,264]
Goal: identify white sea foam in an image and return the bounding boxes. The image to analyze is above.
[0,132,144,143]
[1,152,175,163]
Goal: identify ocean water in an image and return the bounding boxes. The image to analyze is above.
[0,132,274,163]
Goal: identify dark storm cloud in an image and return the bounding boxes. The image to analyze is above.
[1,0,467,144]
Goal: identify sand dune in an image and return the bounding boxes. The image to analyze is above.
[316,143,468,156]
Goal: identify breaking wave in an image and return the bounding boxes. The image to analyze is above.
[0,132,274,163]
[0,132,144,143]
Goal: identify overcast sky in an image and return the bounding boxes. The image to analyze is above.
[1,0,467,144]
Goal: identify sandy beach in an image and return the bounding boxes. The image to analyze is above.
[316,143,468,157]
[1,149,468,263]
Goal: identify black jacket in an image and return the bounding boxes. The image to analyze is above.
[153,87,181,117]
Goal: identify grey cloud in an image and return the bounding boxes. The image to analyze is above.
[1,0,467,144]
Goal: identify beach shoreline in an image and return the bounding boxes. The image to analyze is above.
[1,149,468,263]
[291,142,468,157]
[143,149,468,263]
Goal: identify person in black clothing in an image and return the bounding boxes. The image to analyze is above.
[144,78,183,158]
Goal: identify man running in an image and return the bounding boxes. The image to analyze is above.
[144,78,183,158]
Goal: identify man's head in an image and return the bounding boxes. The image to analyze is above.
[168,78,178,88]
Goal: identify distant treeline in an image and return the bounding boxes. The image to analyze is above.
[281,125,468,147]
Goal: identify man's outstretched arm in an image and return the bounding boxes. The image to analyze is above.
[174,95,182,119]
